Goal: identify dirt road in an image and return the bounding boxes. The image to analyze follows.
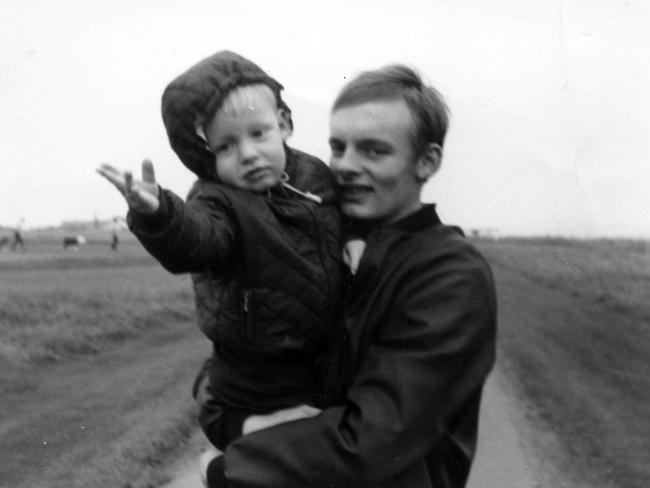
[0,321,210,488]
[5,238,643,487]
[0,315,544,488]
[466,370,539,488]
[162,368,541,488]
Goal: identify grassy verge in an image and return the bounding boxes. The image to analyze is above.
[1,239,210,488]
[82,404,199,488]
[475,238,650,488]
[0,242,194,366]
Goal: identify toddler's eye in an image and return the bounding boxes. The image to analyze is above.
[215,142,233,154]
[252,128,268,139]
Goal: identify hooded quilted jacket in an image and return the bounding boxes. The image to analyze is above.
[161,50,292,180]
[128,51,345,411]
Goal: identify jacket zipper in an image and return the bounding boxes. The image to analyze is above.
[242,288,254,340]
[281,182,323,204]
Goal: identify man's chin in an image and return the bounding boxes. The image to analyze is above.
[340,203,376,221]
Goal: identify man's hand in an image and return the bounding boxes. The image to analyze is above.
[242,404,322,436]
[97,159,161,214]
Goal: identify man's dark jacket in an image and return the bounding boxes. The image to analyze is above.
[223,205,497,488]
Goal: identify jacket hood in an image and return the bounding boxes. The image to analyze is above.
[161,50,291,180]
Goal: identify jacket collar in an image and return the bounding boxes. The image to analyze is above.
[381,204,442,233]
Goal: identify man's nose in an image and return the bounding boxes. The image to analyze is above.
[332,151,359,177]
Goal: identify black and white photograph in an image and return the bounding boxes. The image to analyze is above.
[1,1,648,487]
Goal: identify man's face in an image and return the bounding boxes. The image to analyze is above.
[329,99,424,224]
[204,89,288,193]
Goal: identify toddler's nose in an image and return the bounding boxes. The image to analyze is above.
[239,138,259,164]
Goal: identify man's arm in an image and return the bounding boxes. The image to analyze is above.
[223,251,496,487]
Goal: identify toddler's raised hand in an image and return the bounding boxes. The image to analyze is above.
[97,159,161,214]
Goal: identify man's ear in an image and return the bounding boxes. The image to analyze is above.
[277,109,293,140]
[415,143,442,182]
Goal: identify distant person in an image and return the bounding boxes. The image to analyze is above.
[218,64,497,488]
[110,217,120,251]
[97,50,348,486]
[11,218,25,251]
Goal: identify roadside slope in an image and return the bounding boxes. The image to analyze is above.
[162,367,541,488]
[466,370,539,488]
[0,321,210,488]
[487,253,649,488]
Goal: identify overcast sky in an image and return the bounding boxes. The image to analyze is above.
[2,0,649,237]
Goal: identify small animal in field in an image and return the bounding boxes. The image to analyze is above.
[63,235,87,251]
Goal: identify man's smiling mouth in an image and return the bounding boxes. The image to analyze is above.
[339,184,373,196]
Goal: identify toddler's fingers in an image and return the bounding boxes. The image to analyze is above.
[96,167,126,195]
[99,162,121,175]
[124,171,134,194]
[141,159,156,184]
[124,171,142,208]
[96,164,121,182]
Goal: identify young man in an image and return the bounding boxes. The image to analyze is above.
[220,64,498,488]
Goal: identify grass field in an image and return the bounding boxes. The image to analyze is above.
[0,236,206,488]
[0,236,194,366]
[1,233,648,487]
[476,237,650,488]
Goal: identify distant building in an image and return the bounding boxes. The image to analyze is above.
[61,218,128,232]
[60,220,94,232]
[469,228,500,240]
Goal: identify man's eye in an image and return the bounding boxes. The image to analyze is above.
[252,128,268,138]
[329,143,345,157]
[365,147,389,157]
